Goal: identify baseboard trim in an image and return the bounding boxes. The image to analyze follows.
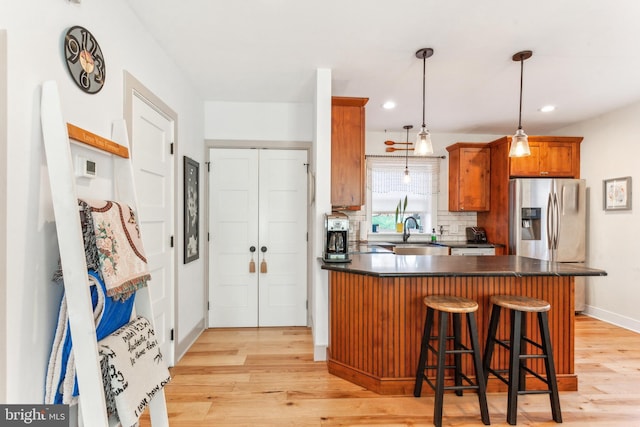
[176,319,205,363]
[314,345,327,361]
[583,305,640,334]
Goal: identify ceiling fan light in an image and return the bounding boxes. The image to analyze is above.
[414,127,433,156]
[509,128,531,157]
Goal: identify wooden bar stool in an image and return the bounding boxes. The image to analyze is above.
[414,295,490,427]
[483,295,562,425]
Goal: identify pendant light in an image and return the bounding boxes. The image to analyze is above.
[509,50,533,157]
[403,125,413,183]
[414,48,434,156]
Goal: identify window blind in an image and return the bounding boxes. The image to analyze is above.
[366,155,440,196]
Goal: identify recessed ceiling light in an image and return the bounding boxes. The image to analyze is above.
[539,105,555,113]
[382,101,396,109]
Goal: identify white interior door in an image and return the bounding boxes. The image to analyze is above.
[209,148,307,327]
[131,94,174,364]
[209,149,259,327]
[258,150,308,326]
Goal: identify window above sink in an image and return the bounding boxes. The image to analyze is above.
[366,156,441,234]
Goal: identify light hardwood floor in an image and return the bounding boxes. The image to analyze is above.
[141,315,640,426]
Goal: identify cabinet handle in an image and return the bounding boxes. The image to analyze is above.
[540,171,549,175]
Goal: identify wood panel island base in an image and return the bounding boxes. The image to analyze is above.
[322,254,606,396]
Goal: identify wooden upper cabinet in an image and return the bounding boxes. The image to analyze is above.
[446,143,491,212]
[331,96,368,208]
[509,138,582,177]
[477,135,583,252]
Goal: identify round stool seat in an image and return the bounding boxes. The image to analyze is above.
[490,295,550,312]
[423,295,478,313]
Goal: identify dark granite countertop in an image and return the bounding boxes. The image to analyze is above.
[321,253,607,278]
[349,241,503,254]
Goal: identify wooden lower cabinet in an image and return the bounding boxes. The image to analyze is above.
[327,271,576,395]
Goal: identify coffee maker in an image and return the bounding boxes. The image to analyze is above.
[323,212,350,263]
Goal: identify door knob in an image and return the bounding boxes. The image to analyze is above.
[260,246,268,273]
[250,246,256,252]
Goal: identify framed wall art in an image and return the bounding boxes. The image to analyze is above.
[603,176,632,211]
[184,156,200,263]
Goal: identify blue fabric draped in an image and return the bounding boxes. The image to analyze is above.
[48,269,135,404]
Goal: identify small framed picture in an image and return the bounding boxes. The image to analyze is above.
[603,176,632,211]
[184,156,200,263]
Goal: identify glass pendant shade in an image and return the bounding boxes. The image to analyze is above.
[509,128,531,157]
[509,50,533,158]
[415,48,435,157]
[403,167,411,183]
[414,126,433,155]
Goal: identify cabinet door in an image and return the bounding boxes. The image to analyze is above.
[509,141,541,176]
[510,141,578,177]
[331,98,367,208]
[540,142,576,177]
[459,147,491,211]
[449,146,490,211]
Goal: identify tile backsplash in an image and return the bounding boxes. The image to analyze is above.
[337,209,477,243]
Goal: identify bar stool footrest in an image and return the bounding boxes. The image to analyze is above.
[487,368,510,386]
[518,389,553,396]
[420,373,480,393]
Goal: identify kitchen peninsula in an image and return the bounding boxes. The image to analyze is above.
[321,254,606,395]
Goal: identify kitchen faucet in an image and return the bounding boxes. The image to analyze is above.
[403,216,418,242]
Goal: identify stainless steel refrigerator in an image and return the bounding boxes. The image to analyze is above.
[509,178,586,311]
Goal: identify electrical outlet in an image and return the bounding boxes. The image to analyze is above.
[451,224,459,234]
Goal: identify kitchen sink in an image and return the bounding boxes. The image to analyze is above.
[392,244,450,255]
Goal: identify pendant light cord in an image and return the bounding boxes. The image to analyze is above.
[405,127,409,169]
[403,125,413,168]
[422,54,426,128]
[518,55,524,130]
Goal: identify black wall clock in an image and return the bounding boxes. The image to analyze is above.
[63,26,106,94]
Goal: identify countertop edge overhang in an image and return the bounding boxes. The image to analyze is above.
[320,254,607,278]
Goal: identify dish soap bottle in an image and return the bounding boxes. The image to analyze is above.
[431,228,437,243]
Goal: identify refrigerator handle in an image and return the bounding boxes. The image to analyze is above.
[546,193,553,250]
[553,192,560,255]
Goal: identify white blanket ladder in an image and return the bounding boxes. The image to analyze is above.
[41,80,169,427]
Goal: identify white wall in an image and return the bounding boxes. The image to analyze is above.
[1,1,205,403]
[205,101,313,141]
[555,103,640,332]
[311,69,332,360]
[0,29,8,404]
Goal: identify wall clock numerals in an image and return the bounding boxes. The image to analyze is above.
[64,26,106,94]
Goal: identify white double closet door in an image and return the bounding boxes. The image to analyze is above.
[208,148,308,327]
